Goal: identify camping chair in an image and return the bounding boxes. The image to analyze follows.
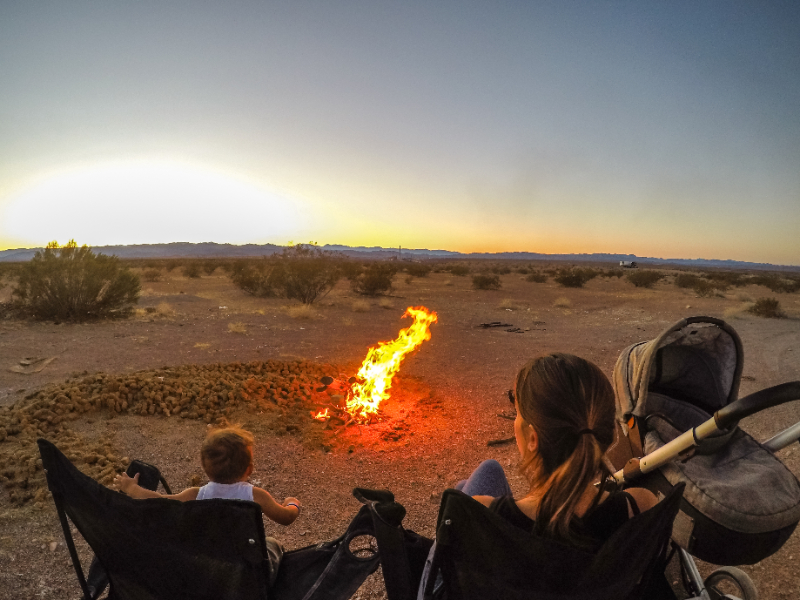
[38,439,399,600]
[374,483,685,600]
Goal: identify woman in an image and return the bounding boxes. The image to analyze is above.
[457,352,656,544]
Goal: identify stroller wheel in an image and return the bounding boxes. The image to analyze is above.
[704,566,758,600]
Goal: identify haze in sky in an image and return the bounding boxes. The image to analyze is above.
[1,2,798,265]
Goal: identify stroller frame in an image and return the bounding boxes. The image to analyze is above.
[611,316,800,600]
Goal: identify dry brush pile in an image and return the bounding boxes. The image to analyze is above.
[0,359,340,507]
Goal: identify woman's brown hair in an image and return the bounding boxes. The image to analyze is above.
[515,353,615,542]
[201,426,254,484]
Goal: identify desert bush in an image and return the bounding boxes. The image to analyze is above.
[182,263,201,278]
[230,258,281,297]
[516,266,530,275]
[448,264,470,276]
[405,263,432,278]
[554,268,597,288]
[228,322,248,334]
[491,265,511,275]
[750,274,800,293]
[202,260,219,275]
[274,244,342,305]
[747,298,786,319]
[142,268,162,282]
[553,297,571,308]
[472,274,501,290]
[351,262,398,296]
[339,260,364,281]
[676,273,726,296]
[704,271,745,287]
[12,240,140,321]
[604,269,624,278]
[378,298,394,309]
[288,305,317,320]
[675,274,703,289]
[165,259,181,272]
[626,270,665,289]
[526,272,547,283]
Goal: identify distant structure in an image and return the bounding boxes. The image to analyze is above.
[620,261,638,268]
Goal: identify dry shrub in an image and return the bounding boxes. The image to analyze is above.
[341,317,354,326]
[156,302,175,317]
[444,279,454,286]
[405,263,431,277]
[472,274,501,290]
[287,305,317,320]
[194,342,211,350]
[553,297,571,308]
[526,272,547,283]
[603,269,624,278]
[183,263,202,278]
[143,268,162,282]
[202,261,219,275]
[736,292,754,303]
[747,298,786,319]
[351,300,370,313]
[404,275,414,285]
[626,270,665,289]
[351,263,397,296]
[750,274,800,293]
[498,299,524,310]
[228,322,248,334]
[378,298,394,310]
[230,258,280,298]
[723,306,747,320]
[12,240,140,322]
[554,268,597,288]
[447,264,470,276]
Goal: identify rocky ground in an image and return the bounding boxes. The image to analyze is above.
[1,264,799,599]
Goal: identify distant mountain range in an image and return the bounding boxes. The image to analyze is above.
[0,242,797,271]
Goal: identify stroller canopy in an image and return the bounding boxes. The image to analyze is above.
[613,316,743,426]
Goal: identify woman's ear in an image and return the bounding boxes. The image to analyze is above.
[526,423,538,454]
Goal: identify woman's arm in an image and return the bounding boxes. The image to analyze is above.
[252,488,301,525]
[625,487,658,517]
[113,472,200,501]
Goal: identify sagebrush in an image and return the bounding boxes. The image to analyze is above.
[352,262,398,296]
[12,240,140,321]
[472,274,501,290]
[747,298,786,319]
[626,270,665,289]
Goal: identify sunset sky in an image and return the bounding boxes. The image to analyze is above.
[1,2,798,265]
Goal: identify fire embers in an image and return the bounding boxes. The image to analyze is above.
[312,306,438,424]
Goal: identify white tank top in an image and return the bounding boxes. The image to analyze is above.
[196,481,254,502]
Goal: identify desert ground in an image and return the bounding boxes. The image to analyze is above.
[1,263,799,599]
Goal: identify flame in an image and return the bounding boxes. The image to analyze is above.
[345,306,437,421]
[312,408,329,421]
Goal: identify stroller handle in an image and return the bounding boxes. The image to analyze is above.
[614,381,800,484]
[715,382,800,430]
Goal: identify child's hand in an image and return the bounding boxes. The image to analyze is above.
[284,497,301,514]
[114,472,140,495]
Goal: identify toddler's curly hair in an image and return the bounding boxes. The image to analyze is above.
[201,426,254,484]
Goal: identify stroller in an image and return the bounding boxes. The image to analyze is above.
[607,316,800,600]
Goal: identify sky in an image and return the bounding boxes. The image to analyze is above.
[1,1,798,265]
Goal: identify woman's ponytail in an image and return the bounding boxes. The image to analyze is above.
[515,354,616,544]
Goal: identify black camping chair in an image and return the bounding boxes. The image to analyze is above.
[373,483,685,600]
[38,439,402,600]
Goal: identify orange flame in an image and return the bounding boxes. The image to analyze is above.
[312,408,329,421]
[345,306,438,422]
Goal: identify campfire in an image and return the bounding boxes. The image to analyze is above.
[313,306,438,424]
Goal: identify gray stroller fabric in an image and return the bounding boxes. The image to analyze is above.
[613,318,742,430]
[645,404,800,534]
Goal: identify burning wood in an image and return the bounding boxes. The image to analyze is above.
[312,306,438,423]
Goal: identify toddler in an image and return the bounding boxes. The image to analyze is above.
[114,426,299,584]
